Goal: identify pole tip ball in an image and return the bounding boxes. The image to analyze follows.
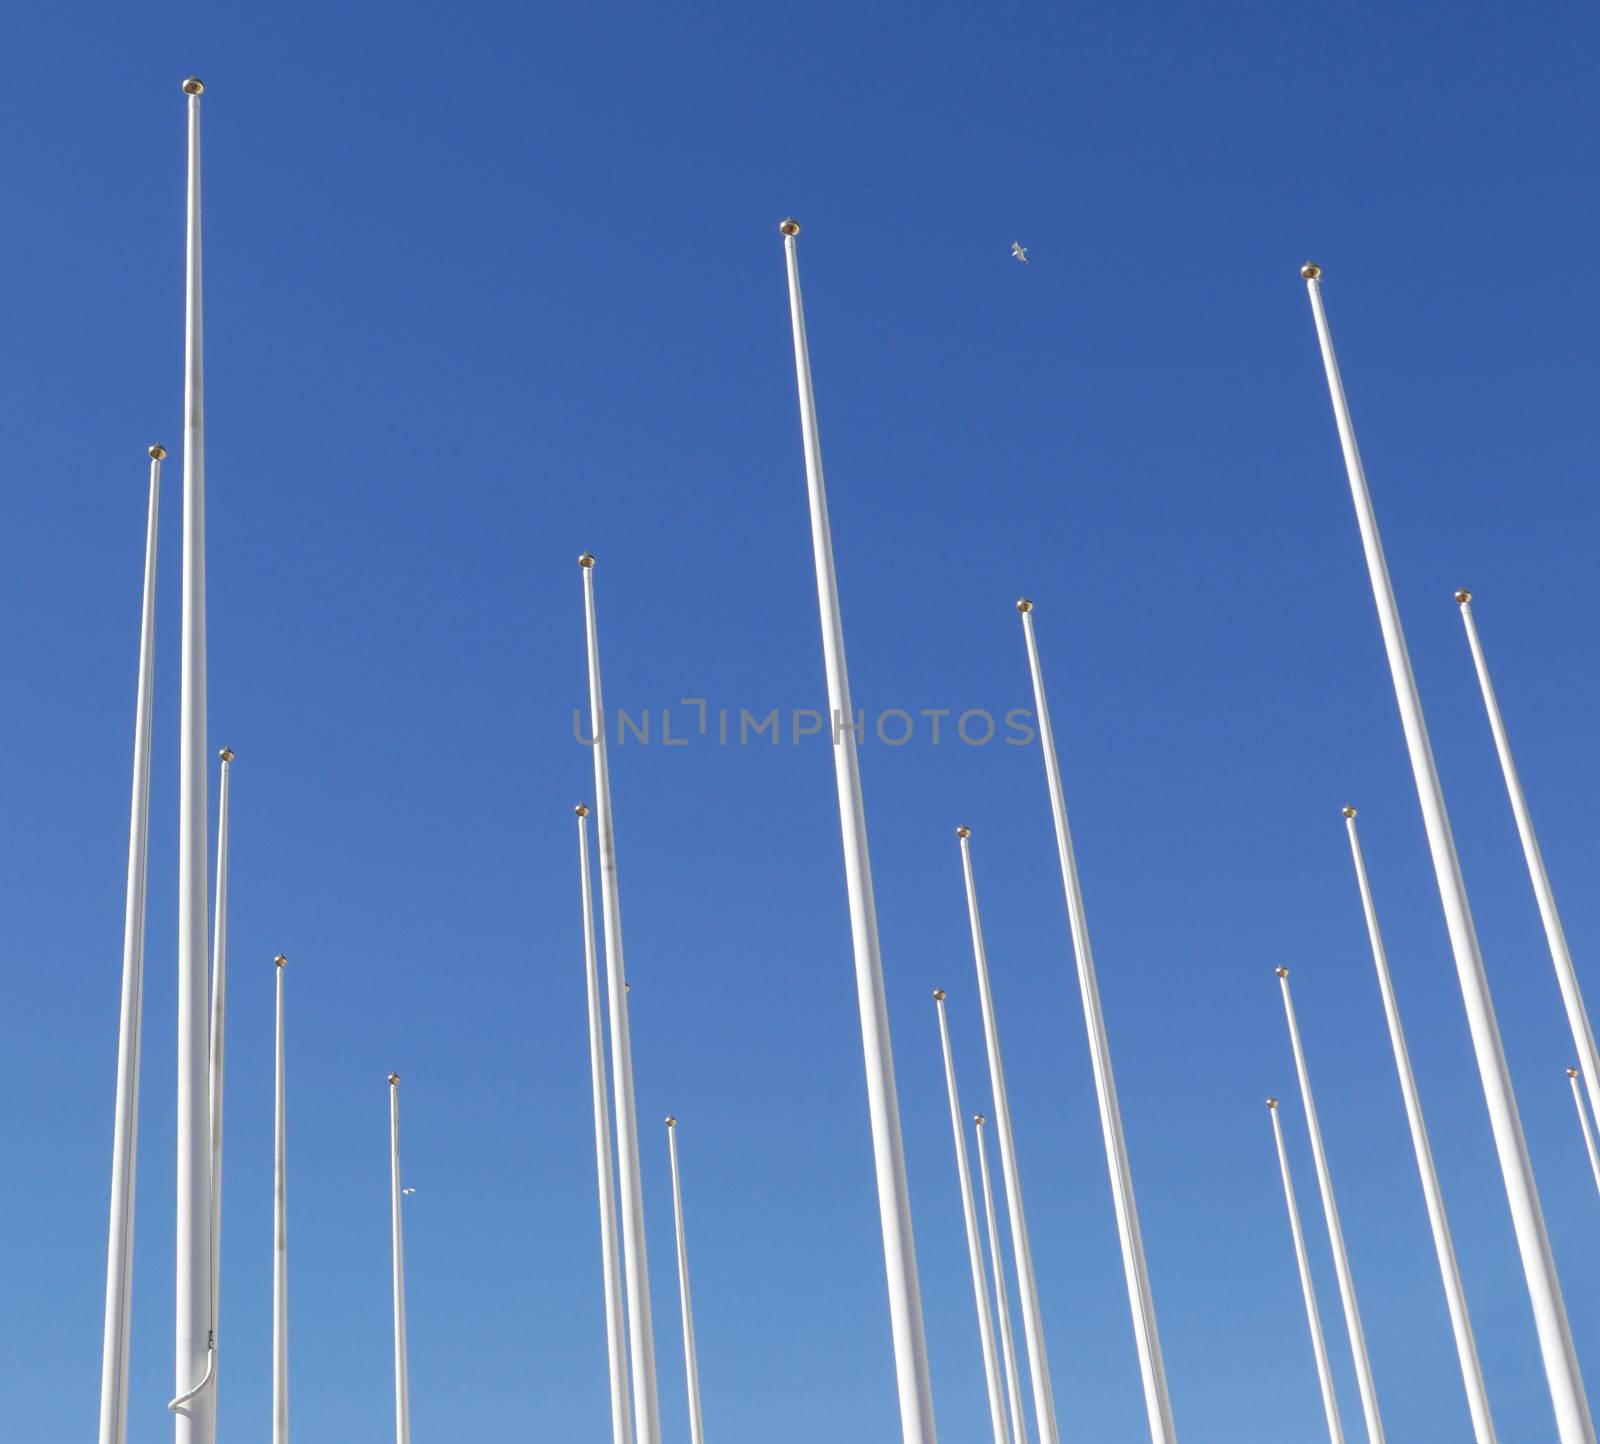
[932,988,946,1002]
[388,1072,401,1086]
[274,953,287,968]
[182,76,205,95]
[1454,589,1472,605]
[148,443,168,461]
[577,552,596,568]
[574,803,591,817]
[218,747,234,764]
[1569,1067,1580,1079]
[665,1114,677,1127]
[1016,598,1034,614]
[1275,965,1290,979]
[1300,261,1322,280]
[1266,1096,1279,1109]
[1341,804,1357,819]
[779,218,801,236]
[974,1112,986,1126]
[955,824,971,839]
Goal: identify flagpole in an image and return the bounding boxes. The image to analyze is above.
[1275,967,1385,1443]
[1267,1098,1347,1444]
[778,217,937,1443]
[98,443,164,1444]
[172,73,214,1444]
[389,1074,411,1444]
[975,1115,1029,1444]
[933,992,1011,1444]
[576,803,633,1444]
[1342,808,1496,1443]
[956,827,1059,1444]
[273,955,288,1444]
[665,1117,706,1444]
[579,552,664,1444]
[1566,1070,1600,1198]
[207,745,233,1423]
[1302,262,1594,1444]
[1456,590,1600,1136]
[1015,604,1177,1444]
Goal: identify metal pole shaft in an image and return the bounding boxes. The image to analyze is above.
[273,957,288,1444]
[1566,1070,1600,1199]
[666,1118,705,1444]
[1303,264,1593,1444]
[976,1116,1029,1444]
[778,218,937,1443]
[207,747,233,1423]
[389,1076,410,1444]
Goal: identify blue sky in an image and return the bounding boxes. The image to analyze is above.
[1,1,1597,1440]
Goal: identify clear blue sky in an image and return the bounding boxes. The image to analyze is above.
[2,2,1597,1440]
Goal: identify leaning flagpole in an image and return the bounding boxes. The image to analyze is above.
[956,828,1059,1444]
[1267,1098,1347,1444]
[1016,602,1176,1444]
[579,552,664,1444]
[1565,1070,1600,1199]
[273,955,288,1444]
[98,442,165,1444]
[206,746,234,1422]
[1455,590,1600,1140]
[388,1074,411,1444]
[975,1115,1029,1444]
[665,1117,706,1444]
[932,991,1011,1444]
[1302,262,1594,1444]
[172,73,214,1444]
[1342,808,1496,1443]
[1275,967,1385,1444]
[778,216,937,1443]
[575,803,633,1444]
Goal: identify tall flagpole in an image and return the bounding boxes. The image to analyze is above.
[1275,967,1385,1444]
[975,1115,1029,1444]
[173,73,214,1444]
[932,992,1011,1444]
[1016,604,1177,1444]
[98,443,165,1444]
[273,955,288,1444]
[207,746,233,1423]
[576,803,633,1444]
[1565,1070,1600,1198]
[1342,808,1496,1444]
[388,1074,411,1444]
[956,827,1059,1444]
[665,1117,706,1444]
[1456,590,1600,1135]
[1302,262,1594,1444]
[778,217,937,1443]
[1267,1098,1347,1444]
[579,552,664,1444]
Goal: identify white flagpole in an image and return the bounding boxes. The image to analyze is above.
[665,1117,706,1444]
[1015,606,1177,1444]
[975,1115,1029,1444]
[1343,808,1496,1443]
[956,827,1059,1444]
[778,217,938,1443]
[576,803,633,1444]
[388,1074,411,1444]
[579,552,664,1444]
[1267,1098,1347,1444]
[273,955,288,1444]
[206,745,233,1422]
[172,73,215,1444]
[98,443,164,1444]
[1566,1069,1600,1198]
[932,991,1011,1444]
[1302,262,1594,1444]
[1275,967,1385,1444]
[1456,590,1600,1137]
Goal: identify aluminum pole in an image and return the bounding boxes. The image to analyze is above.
[933,992,1011,1444]
[206,745,233,1423]
[976,1115,1029,1444]
[779,217,937,1443]
[1303,261,1593,1444]
[388,1074,411,1444]
[1343,808,1495,1443]
[579,553,664,1444]
[1566,1069,1600,1199]
[98,443,164,1444]
[956,828,1060,1444]
[665,1117,705,1444]
[1268,1098,1347,1444]
[273,955,288,1444]
[1016,604,1176,1444]
[576,803,633,1444]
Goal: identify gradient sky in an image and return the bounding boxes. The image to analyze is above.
[2,2,1598,1441]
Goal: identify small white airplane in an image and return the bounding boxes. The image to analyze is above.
[1011,241,1029,264]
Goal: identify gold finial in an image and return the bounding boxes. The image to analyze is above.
[1275,965,1290,979]
[148,443,167,461]
[1266,1096,1279,1109]
[974,1112,986,1126]
[577,552,596,568]
[955,825,971,840]
[273,953,286,968]
[1454,588,1472,605]
[1567,1066,1579,1079]
[182,76,205,95]
[1341,804,1357,819]
[1015,597,1034,614]
[218,747,234,764]
[665,1114,677,1128]
[1300,261,1322,281]
[932,988,946,1002]
[387,1072,401,1086]
[575,803,591,817]
[779,218,801,236]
